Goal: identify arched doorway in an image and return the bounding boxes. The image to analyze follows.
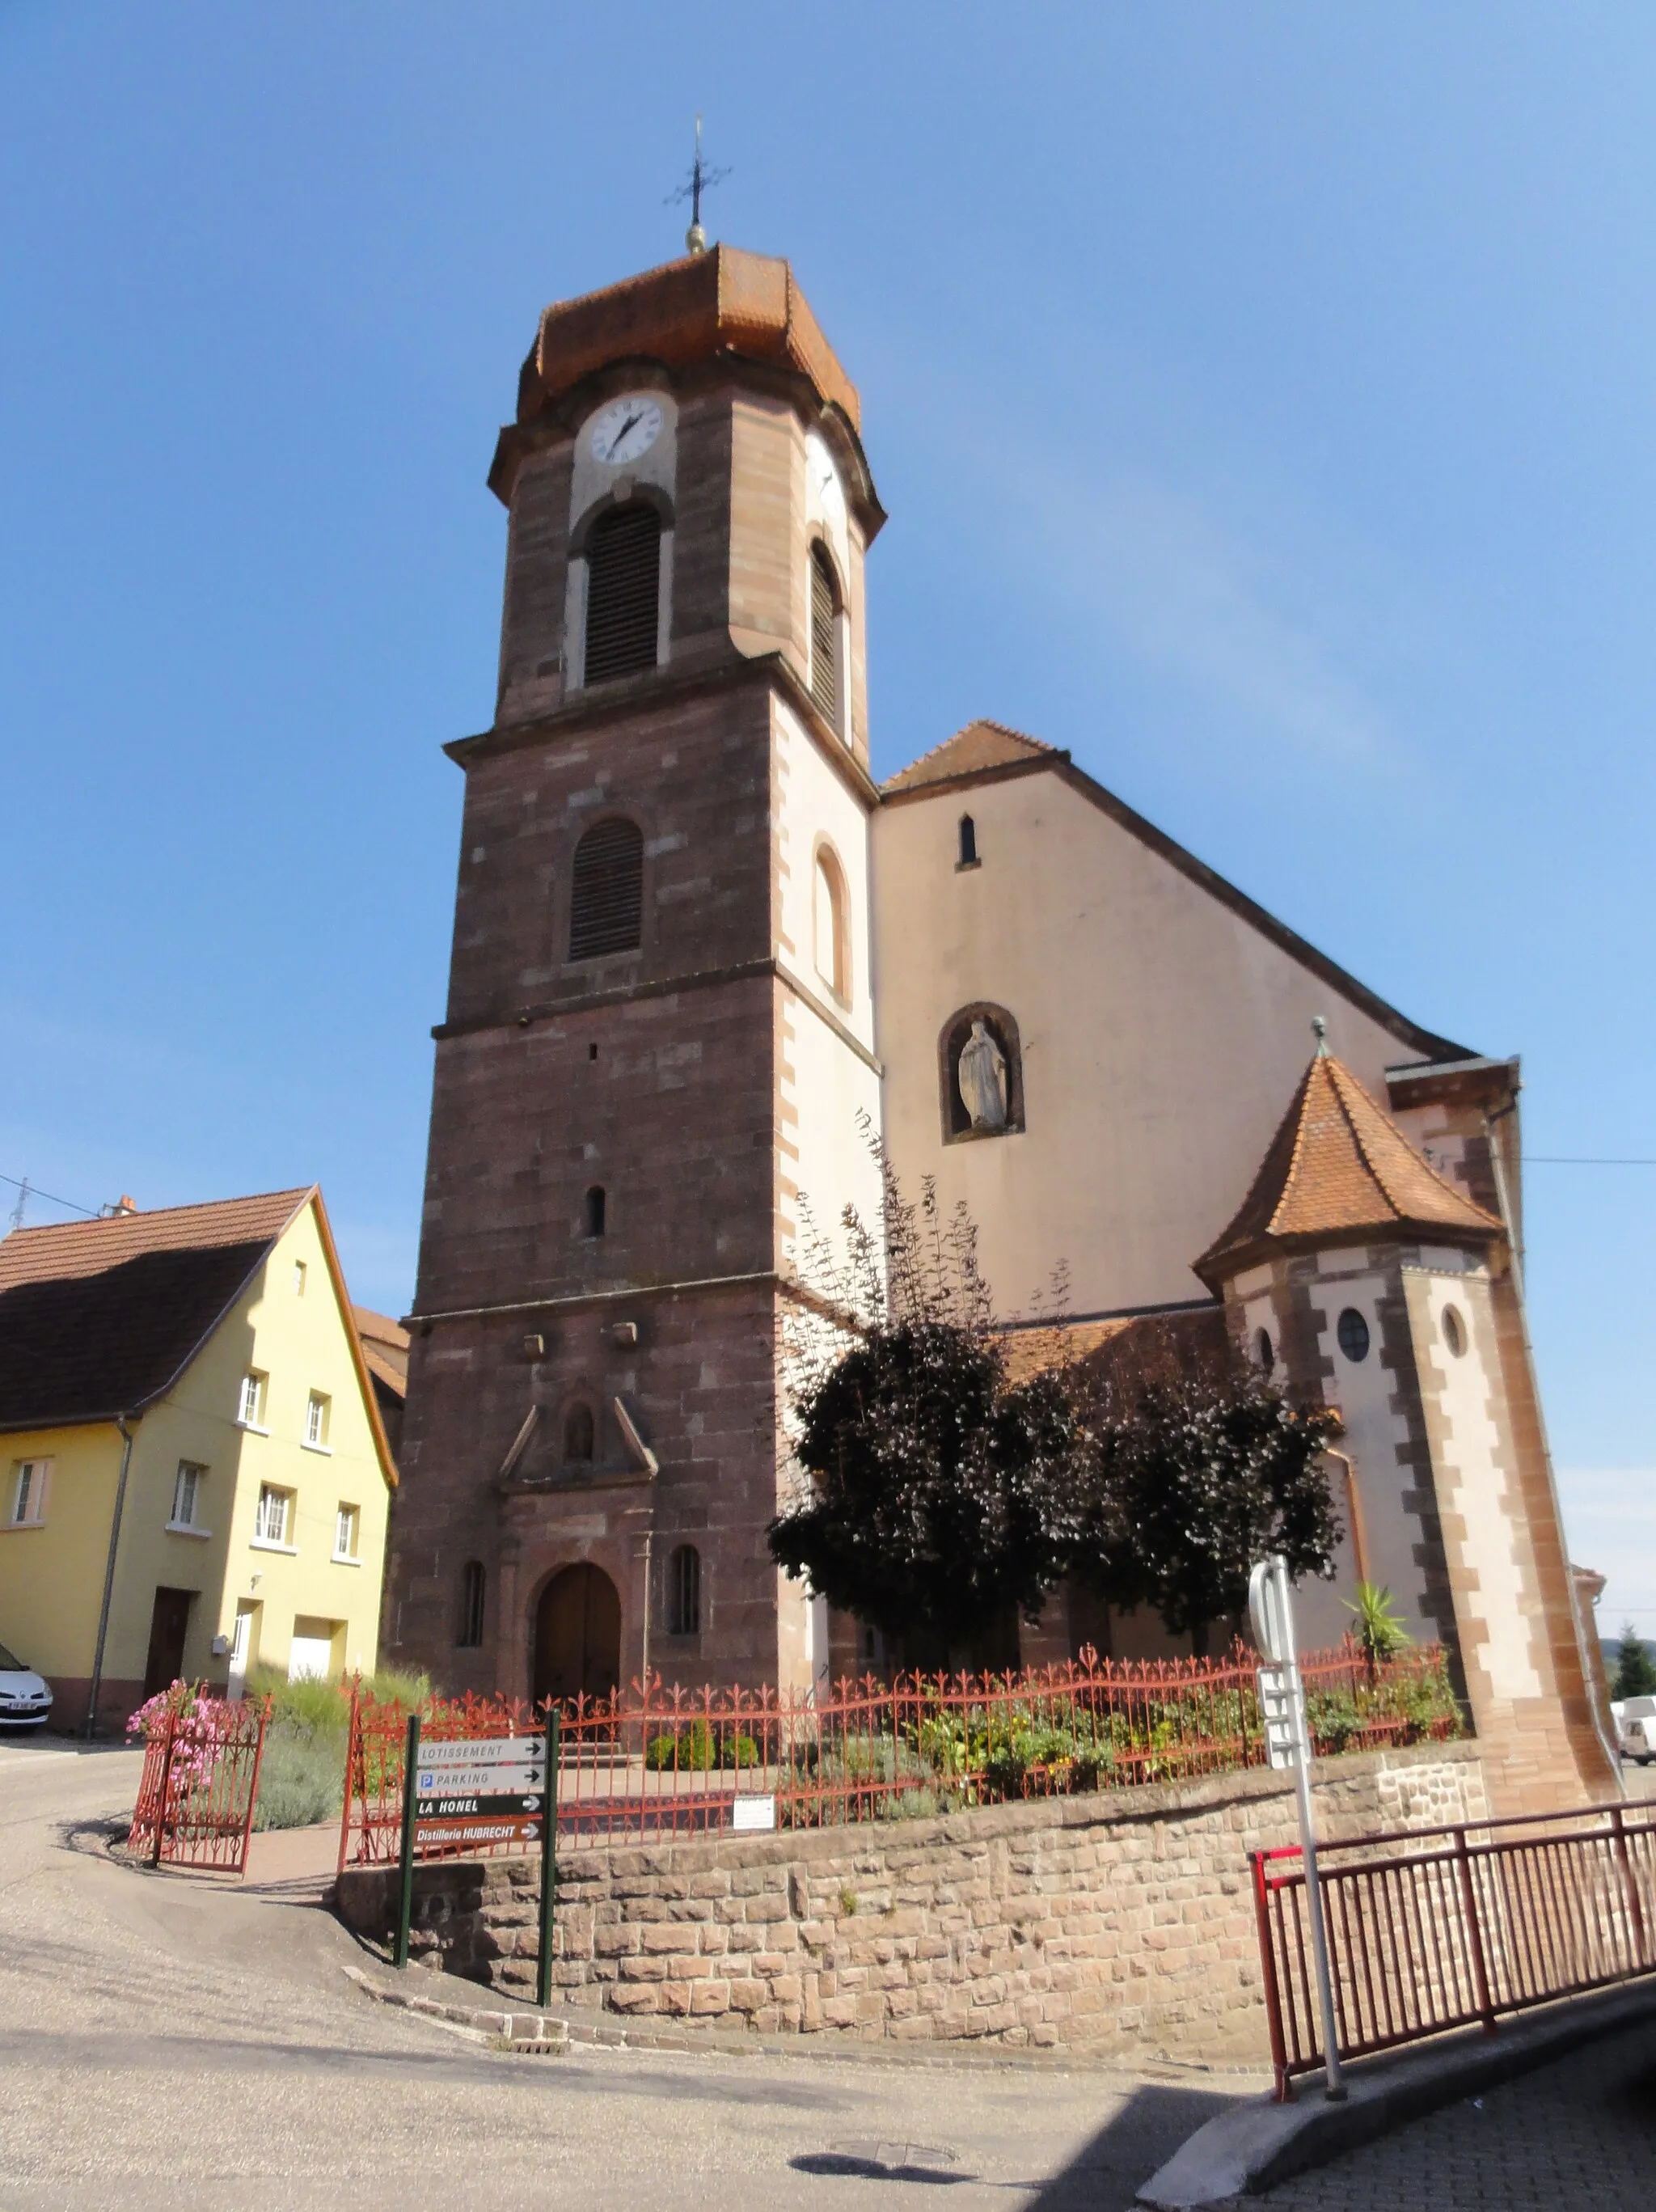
[533,1563,621,1707]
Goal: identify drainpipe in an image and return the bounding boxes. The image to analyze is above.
[1484,1101,1624,1798]
[85,1413,136,1740]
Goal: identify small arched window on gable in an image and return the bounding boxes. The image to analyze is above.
[813,841,850,1004]
[939,1004,1025,1142]
[809,542,843,734]
[563,1402,595,1464]
[666,1544,701,1637]
[457,1561,486,1648]
[568,818,643,960]
[957,814,978,869]
[584,502,661,684]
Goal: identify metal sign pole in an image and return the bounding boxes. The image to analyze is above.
[536,1707,559,2011]
[394,1711,421,1971]
[1251,1554,1344,2102]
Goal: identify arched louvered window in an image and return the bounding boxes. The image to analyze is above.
[809,543,840,729]
[457,1560,486,1648]
[584,504,661,684]
[568,818,643,960]
[666,1544,701,1637]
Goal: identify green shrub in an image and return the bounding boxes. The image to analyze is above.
[642,1720,760,1771]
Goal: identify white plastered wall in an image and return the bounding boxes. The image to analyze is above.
[1409,1265,1543,1707]
[872,768,1445,1317]
[772,695,883,1692]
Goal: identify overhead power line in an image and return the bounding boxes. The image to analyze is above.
[1,1169,100,1224]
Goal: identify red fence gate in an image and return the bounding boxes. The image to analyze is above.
[1252,1800,1656,2097]
[127,1683,271,1873]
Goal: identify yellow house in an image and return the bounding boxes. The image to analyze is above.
[0,1186,395,1734]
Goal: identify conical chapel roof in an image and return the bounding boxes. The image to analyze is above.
[1194,1051,1503,1288]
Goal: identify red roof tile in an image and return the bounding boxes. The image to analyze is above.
[1196,1054,1502,1286]
[0,1188,313,1293]
[881,720,1059,796]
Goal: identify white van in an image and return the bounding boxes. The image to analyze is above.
[1612,1696,1656,1766]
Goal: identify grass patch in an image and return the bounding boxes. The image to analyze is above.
[248,1666,429,1831]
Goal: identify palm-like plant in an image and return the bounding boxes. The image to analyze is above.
[1346,1581,1411,1675]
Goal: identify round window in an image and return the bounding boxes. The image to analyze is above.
[1257,1328,1274,1375]
[1442,1305,1466,1358]
[1337,1308,1370,1363]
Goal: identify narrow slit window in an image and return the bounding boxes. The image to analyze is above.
[583,504,661,683]
[568,818,644,960]
[457,1561,486,1648]
[667,1544,701,1637]
[958,814,978,866]
[584,1186,606,1240]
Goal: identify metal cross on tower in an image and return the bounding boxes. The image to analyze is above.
[667,115,730,256]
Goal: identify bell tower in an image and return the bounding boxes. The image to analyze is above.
[386,247,887,1700]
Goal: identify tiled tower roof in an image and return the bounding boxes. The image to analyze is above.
[1195,1051,1503,1288]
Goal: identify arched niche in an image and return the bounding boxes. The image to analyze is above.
[938,1002,1025,1142]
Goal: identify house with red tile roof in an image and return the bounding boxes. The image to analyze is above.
[0,1187,395,1732]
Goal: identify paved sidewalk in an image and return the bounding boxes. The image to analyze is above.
[1255,2015,1656,2210]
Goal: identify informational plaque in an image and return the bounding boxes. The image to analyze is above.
[730,1795,776,1833]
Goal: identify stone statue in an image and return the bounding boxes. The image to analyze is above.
[957,1018,1008,1131]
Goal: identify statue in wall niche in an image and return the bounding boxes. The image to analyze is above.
[957,1019,1009,1131]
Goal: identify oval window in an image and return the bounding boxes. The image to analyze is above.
[1256,1328,1274,1375]
[1442,1305,1467,1358]
[1337,1308,1371,1363]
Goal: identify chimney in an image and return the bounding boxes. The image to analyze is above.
[113,1195,137,1216]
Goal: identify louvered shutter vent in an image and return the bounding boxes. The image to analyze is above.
[809,547,839,725]
[584,505,661,683]
[569,818,644,959]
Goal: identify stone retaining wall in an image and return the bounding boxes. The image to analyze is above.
[335,1741,1487,2063]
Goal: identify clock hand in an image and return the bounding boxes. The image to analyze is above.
[610,410,642,453]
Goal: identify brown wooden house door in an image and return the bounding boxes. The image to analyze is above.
[533,1565,620,1707]
[143,1587,194,1698]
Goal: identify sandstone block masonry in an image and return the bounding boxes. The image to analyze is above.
[336,1742,1487,2063]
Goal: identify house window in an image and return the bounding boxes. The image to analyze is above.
[583,504,661,684]
[458,1560,486,1648]
[957,814,978,868]
[564,1403,595,1463]
[583,1186,606,1240]
[293,1260,307,1296]
[939,1004,1025,1141]
[237,1372,266,1427]
[171,1461,206,1529]
[304,1392,332,1449]
[813,843,850,1004]
[253,1486,292,1547]
[809,542,842,729]
[333,1503,360,1559]
[1337,1309,1371,1363]
[9,1459,49,1527]
[568,817,644,960]
[666,1543,701,1637]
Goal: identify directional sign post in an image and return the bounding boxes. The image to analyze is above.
[1248,1554,1344,2103]
[394,1711,421,1970]
[536,1707,559,2010]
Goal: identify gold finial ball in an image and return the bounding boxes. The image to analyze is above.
[686,221,708,256]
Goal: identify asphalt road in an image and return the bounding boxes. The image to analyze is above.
[0,1736,1248,2212]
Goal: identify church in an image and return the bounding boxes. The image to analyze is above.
[383,242,1613,1812]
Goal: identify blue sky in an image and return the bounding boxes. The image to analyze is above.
[3,5,1653,1631]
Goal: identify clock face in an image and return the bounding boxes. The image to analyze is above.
[807,434,846,529]
[589,395,664,467]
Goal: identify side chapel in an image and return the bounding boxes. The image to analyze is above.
[385,243,1613,1812]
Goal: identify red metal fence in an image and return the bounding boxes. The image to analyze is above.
[1252,1800,1656,2097]
[127,1682,271,1873]
[338,1639,1459,1872]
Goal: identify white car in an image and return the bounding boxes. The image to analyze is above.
[0,1641,53,1730]
[1612,1695,1656,1766]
